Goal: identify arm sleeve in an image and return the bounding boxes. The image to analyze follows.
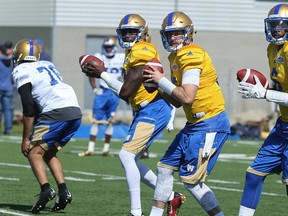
[266,90,288,106]
[18,83,35,117]
[182,68,201,86]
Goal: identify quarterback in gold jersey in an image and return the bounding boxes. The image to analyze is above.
[237,4,288,216]
[81,14,182,216]
[143,12,230,216]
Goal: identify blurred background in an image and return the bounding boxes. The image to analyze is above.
[0,0,284,129]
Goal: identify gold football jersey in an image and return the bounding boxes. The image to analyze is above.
[168,44,226,123]
[267,42,288,121]
[123,41,159,111]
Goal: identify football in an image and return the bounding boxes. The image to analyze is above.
[236,68,269,89]
[79,55,104,72]
[143,58,164,93]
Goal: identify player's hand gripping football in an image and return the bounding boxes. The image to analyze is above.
[237,75,267,99]
[143,65,165,83]
[84,61,105,78]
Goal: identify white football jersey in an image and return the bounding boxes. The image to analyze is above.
[95,53,124,88]
[12,61,80,113]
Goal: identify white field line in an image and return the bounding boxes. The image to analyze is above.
[0,161,284,197]
[0,209,32,216]
[0,177,19,181]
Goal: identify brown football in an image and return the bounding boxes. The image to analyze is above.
[143,58,163,93]
[79,55,104,71]
[236,68,269,89]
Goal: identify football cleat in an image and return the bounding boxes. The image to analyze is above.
[51,190,72,212]
[102,151,111,156]
[31,187,56,214]
[167,192,186,216]
[78,150,94,157]
[128,213,144,216]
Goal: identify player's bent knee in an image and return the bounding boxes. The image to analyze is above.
[119,149,135,165]
[184,182,219,212]
[90,124,98,136]
[105,123,113,135]
[154,167,174,202]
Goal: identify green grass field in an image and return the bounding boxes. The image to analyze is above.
[0,125,286,216]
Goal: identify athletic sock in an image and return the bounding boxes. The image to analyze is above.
[131,209,142,216]
[102,143,110,152]
[41,183,50,192]
[239,205,255,216]
[88,141,95,152]
[149,206,164,216]
[58,183,67,194]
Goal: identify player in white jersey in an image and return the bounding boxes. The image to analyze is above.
[12,39,82,214]
[79,36,124,156]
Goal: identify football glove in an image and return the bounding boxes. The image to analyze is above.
[167,105,176,132]
[237,75,266,99]
[93,88,103,95]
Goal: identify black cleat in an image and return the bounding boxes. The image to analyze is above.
[51,190,72,212]
[31,188,56,214]
[128,213,144,216]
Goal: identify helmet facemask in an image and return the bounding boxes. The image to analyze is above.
[265,17,288,45]
[117,26,147,49]
[265,4,288,45]
[160,27,192,52]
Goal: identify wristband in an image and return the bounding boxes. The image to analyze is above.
[100,72,111,82]
[158,77,176,96]
[100,72,123,96]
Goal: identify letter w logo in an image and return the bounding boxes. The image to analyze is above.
[187,164,194,172]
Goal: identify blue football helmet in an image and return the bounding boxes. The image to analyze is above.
[160,11,195,52]
[116,14,148,49]
[265,4,288,45]
[13,39,40,66]
[102,36,117,58]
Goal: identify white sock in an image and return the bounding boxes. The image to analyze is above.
[149,206,164,216]
[87,141,95,152]
[102,143,110,152]
[238,205,255,216]
[168,191,175,201]
[119,150,141,211]
[131,209,142,216]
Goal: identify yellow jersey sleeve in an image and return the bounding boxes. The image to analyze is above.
[123,42,160,111]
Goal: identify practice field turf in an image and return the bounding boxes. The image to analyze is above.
[0,126,286,215]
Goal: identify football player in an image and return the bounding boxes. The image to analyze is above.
[78,36,124,157]
[237,4,288,216]
[12,39,82,213]
[81,14,181,216]
[142,11,230,216]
